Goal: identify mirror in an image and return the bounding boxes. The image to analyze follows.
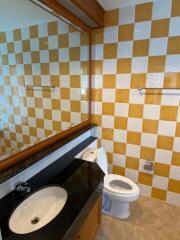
[0,0,89,164]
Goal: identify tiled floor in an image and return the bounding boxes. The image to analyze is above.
[95,196,180,240]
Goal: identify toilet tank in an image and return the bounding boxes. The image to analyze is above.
[96,147,108,175]
[82,147,108,175]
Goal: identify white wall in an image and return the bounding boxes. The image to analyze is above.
[0,0,57,32]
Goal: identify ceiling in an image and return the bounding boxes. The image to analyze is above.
[97,0,157,10]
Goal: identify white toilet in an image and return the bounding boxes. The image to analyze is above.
[83,147,140,219]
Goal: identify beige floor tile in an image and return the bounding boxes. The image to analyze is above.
[94,236,103,240]
[95,196,180,240]
[96,214,111,238]
[131,226,163,240]
[103,218,134,240]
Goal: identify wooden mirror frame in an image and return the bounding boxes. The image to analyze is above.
[0,0,92,171]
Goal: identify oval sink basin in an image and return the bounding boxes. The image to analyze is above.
[9,186,67,234]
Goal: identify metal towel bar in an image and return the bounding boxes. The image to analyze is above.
[138,87,180,90]
[24,85,55,91]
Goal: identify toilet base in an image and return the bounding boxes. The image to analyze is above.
[102,192,130,219]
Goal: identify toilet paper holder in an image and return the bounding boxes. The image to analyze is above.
[143,160,153,171]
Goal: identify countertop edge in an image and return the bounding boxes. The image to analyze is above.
[62,183,103,240]
[0,125,96,184]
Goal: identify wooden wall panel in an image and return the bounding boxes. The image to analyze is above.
[40,0,91,32]
[71,0,105,27]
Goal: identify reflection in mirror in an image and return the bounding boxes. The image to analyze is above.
[0,0,89,161]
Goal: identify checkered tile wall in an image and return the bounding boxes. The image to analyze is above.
[91,0,180,204]
[0,20,89,156]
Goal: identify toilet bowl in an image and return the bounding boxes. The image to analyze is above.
[83,147,140,219]
[103,173,139,219]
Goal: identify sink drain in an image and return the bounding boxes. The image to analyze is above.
[31,217,40,225]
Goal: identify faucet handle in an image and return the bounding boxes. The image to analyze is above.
[15,181,27,187]
[23,181,28,186]
[15,182,30,193]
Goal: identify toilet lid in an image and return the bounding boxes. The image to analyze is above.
[104,174,139,195]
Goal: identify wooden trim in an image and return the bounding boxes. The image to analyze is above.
[70,0,105,27]
[40,0,91,33]
[88,31,92,123]
[94,0,105,12]
[0,120,91,171]
[98,194,102,224]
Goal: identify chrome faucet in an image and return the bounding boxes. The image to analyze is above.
[15,182,30,193]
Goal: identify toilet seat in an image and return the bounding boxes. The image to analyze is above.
[104,174,139,195]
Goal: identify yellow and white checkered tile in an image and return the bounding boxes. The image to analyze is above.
[0,19,89,154]
[91,0,180,204]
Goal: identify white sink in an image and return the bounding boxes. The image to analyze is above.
[9,186,67,234]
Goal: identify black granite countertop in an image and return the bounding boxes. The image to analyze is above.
[0,137,104,240]
[0,125,95,184]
